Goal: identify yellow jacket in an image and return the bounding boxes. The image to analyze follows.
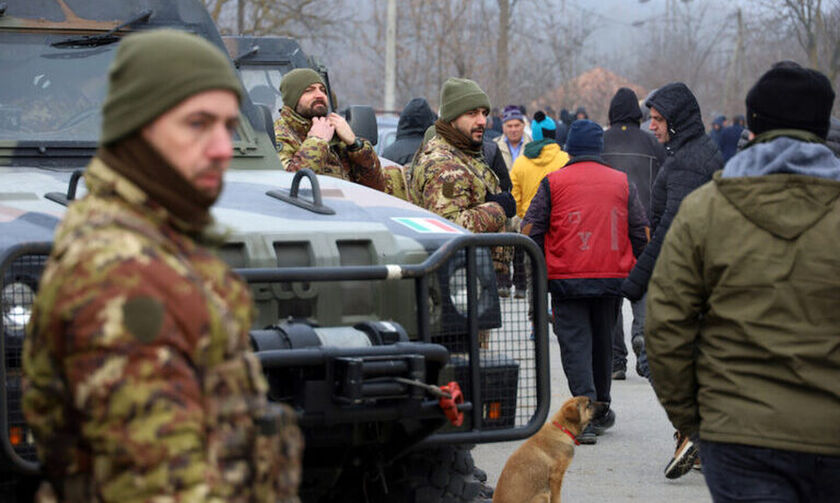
[510,142,569,218]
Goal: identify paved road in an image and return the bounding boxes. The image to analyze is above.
[473,300,712,502]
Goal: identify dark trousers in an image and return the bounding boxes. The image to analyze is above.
[612,296,646,370]
[702,440,840,503]
[512,247,527,291]
[551,296,620,403]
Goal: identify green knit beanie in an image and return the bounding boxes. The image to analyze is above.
[101,29,242,145]
[439,78,491,123]
[280,68,326,109]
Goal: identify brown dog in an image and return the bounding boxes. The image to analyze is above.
[492,396,593,503]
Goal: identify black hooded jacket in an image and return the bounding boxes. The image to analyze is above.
[621,83,723,300]
[381,97,437,166]
[603,88,666,214]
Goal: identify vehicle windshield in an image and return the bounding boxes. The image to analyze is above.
[238,65,292,123]
[0,31,114,142]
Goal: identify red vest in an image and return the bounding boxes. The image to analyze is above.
[544,161,636,280]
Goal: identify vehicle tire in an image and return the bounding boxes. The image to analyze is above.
[372,444,493,502]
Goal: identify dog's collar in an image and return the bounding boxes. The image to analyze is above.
[552,421,580,445]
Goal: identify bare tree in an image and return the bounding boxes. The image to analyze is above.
[201,0,350,44]
[741,0,840,115]
[355,0,498,110]
[765,0,840,81]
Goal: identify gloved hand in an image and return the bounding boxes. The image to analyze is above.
[620,277,644,301]
[486,191,516,218]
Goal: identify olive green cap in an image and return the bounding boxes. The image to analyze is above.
[280,68,326,109]
[439,78,491,122]
[101,29,242,145]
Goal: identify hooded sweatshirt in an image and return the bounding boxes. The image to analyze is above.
[621,83,723,300]
[603,88,666,214]
[646,135,840,455]
[509,141,569,218]
[381,98,438,166]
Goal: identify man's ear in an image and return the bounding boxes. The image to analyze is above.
[561,400,581,425]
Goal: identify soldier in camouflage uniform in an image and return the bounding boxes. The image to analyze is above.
[22,30,302,503]
[408,78,516,233]
[409,79,516,347]
[274,68,385,191]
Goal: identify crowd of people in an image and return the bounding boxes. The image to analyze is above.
[19,23,839,502]
[371,64,840,500]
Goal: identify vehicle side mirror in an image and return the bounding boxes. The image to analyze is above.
[345,105,378,146]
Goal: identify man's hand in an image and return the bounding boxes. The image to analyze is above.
[328,113,356,145]
[308,117,335,141]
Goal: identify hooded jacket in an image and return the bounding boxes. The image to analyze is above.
[381,98,438,166]
[509,140,569,218]
[646,136,840,455]
[621,83,723,300]
[603,88,666,213]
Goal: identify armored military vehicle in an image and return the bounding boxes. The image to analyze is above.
[0,1,550,501]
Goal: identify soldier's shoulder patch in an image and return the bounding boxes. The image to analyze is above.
[442,181,456,199]
[123,296,164,343]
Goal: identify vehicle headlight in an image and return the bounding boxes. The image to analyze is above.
[2,282,35,332]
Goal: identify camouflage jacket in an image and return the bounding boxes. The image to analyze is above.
[274,106,385,191]
[22,159,302,503]
[408,135,506,233]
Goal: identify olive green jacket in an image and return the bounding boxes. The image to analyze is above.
[646,168,840,455]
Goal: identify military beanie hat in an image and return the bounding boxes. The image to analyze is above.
[746,61,835,139]
[101,29,242,145]
[439,78,491,123]
[280,68,326,109]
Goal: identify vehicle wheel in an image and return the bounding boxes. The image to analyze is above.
[371,444,493,502]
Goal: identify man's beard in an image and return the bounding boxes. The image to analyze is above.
[469,126,484,145]
[297,101,329,119]
[456,124,484,145]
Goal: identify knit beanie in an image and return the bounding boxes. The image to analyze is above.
[101,29,242,145]
[746,61,835,139]
[280,68,327,109]
[439,78,491,122]
[530,111,556,141]
[564,119,604,157]
[502,105,524,123]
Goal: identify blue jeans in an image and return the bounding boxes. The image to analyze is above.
[701,440,840,502]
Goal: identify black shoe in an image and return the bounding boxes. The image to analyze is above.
[578,423,597,445]
[612,368,626,380]
[636,359,648,379]
[631,335,644,357]
[591,407,615,435]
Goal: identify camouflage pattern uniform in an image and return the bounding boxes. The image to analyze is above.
[22,159,302,502]
[408,135,506,233]
[274,106,385,191]
[382,162,411,202]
